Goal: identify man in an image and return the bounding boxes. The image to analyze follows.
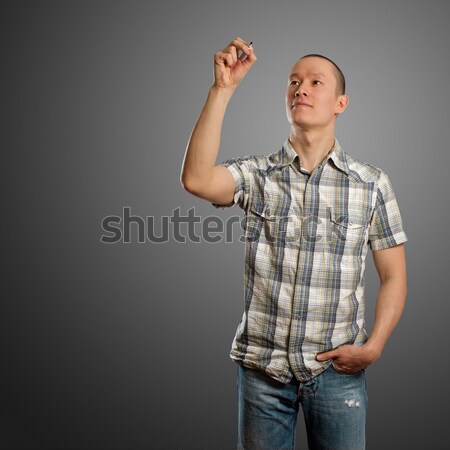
[180,37,408,450]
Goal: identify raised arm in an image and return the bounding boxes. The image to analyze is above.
[180,37,256,205]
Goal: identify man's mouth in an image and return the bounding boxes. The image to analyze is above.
[292,101,312,108]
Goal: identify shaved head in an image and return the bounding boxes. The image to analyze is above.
[297,54,346,96]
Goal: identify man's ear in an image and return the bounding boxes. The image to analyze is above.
[335,95,349,115]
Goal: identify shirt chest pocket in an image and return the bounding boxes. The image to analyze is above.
[244,204,291,243]
[327,208,369,256]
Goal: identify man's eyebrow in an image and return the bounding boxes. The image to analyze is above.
[289,72,326,79]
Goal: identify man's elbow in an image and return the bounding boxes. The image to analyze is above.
[180,170,197,194]
[180,173,191,192]
[381,273,407,293]
[180,174,207,198]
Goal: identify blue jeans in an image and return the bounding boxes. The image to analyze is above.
[237,362,368,450]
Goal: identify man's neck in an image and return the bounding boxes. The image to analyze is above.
[288,129,336,173]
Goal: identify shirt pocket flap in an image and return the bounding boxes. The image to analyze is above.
[249,204,286,221]
[328,208,368,229]
[246,204,291,241]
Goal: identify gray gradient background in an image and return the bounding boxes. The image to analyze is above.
[2,0,448,449]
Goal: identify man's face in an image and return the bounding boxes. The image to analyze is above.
[285,57,348,130]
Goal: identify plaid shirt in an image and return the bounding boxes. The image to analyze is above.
[211,137,408,383]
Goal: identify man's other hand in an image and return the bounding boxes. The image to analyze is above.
[315,344,381,374]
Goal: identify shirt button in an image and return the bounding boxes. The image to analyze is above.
[348,221,353,226]
[265,209,271,217]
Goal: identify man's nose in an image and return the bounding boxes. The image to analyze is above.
[295,88,307,97]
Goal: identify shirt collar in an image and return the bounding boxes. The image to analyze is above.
[272,137,349,176]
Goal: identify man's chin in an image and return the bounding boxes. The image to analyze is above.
[289,119,316,130]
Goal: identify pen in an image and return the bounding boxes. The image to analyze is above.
[241,41,253,61]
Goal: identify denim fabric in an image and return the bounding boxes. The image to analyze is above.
[237,362,368,450]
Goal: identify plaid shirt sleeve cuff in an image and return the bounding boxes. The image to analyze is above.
[211,161,248,210]
[369,230,408,251]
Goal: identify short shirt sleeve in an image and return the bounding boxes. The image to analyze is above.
[211,156,252,211]
[368,171,408,251]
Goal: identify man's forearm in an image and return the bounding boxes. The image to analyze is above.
[181,86,235,190]
[364,276,407,359]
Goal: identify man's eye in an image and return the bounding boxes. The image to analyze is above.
[313,80,322,85]
[290,81,299,86]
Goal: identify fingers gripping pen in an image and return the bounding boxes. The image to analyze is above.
[240,41,253,62]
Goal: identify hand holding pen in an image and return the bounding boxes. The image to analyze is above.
[213,37,257,92]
